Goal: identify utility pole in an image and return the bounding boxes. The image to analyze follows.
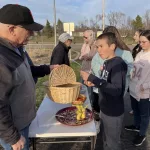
[53,0,57,46]
[102,0,105,30]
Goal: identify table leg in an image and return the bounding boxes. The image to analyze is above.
[91,136,97,150]
[32,138,36,150]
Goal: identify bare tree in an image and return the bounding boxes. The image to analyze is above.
[78,18,89,30]
[84,17,89,27]
[143,9,150,29]
[77,14,102,31]
[126,16,133,30]
[107,11,126,28]
[108,12,128,28]
[107,12,117,27]
[107,11,134,37]
[90,14,102,30]
[125,16,134,36]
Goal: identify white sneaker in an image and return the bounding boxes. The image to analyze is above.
[95,121,100,134]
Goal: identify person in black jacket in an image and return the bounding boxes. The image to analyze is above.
[81,32,127,150]
[0,4,44,150]
[50,33,73,66]
[0,4,58,150]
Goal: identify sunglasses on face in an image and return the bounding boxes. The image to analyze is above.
[83,36,88,39]
[68,39,72,42]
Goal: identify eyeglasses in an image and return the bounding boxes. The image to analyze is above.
[83,36,88,39]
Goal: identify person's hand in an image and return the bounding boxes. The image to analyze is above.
[80,71,90,81]
[140,85,144,92]
[100,66,103,71]
[84,81,94,87]
[50,64,60,71]
[82,54,89,61]
[12,135,26,150]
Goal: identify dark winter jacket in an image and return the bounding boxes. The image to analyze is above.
[88,57,127,117]
[50,41,71,66]
[0,38,36,145]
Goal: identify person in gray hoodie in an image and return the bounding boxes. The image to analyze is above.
[0,4,44,150]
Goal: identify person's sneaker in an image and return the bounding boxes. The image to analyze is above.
[95,120,100,134]
[133,134,146,146]
[124,125,140,132]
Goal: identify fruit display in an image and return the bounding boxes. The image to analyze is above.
[72,94,86,105]
[72,94,87,121]
[55,94,93,126]
[55,106,93,126]
[75,105,86,120]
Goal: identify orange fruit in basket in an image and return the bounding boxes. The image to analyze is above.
[72,101,83,105]
[72,94,86,105]
[77,94,86,102]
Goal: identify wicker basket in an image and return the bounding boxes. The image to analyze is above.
[43,65,81,104]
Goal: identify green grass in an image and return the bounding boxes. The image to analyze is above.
[70,61,81,82]
[30,35,135,45]
[30,36,84,43]
[30,36,55,43]
[123,36,135,45]
[73,36,84,43]
[35,75,49,108]
[35,62,81,108]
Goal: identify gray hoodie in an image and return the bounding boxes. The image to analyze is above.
[0,38,36,145]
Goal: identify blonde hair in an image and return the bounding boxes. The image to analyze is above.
[84,30,95,45]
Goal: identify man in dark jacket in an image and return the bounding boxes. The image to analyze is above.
[0,4,44,150]
[50,33,73,66]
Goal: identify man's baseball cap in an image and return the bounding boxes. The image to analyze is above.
[58,33,73,43]
[0,4,44,31]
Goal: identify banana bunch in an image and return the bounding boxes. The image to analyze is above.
[73,104,86,121]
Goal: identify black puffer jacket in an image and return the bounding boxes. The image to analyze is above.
[50,42,71,66]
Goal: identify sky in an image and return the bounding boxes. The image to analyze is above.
[0,0,150,26]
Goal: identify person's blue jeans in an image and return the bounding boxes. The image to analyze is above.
[0,125,30,150]
[131,96,150,136]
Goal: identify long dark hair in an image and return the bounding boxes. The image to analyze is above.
[97,32,117,46]
[140,30,150,41]
[103,26,130,51]
[132,29,144,59]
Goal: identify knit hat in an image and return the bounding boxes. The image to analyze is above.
[58,33,73,43]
